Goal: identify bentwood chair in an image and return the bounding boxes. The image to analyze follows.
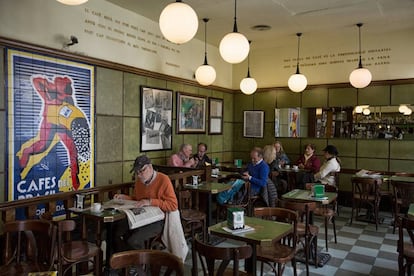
[254,207,298,276]
[350,177,382,230]
[193,236,252,276]
[392,180,414,234]
[281,201,319,276]
[57,220,101,276]
[178,190,207,242]
[110,249,184,276]
[397,216,414,276]
[0,220,56,275]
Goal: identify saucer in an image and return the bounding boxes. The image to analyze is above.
[91,207,104,213]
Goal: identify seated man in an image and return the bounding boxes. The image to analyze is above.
[114,155,187,260]
[241,147,269,196]
[168,143,197,168]
[193,142,212,168]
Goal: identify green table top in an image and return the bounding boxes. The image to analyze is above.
[184,181,232,194]
[209,216,293,246]
[408,204,414,218]
[282,189,337,204]
[390,175,414,183]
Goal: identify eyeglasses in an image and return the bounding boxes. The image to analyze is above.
[137,165,149,174]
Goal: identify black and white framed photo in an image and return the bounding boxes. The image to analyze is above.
[243,110,264,138]
[140,86,173,151]
[177,93,206,133]
[208,97,223,134]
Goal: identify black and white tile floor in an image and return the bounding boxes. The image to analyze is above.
[185,206,402,275]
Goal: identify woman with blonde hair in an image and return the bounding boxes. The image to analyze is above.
[263,144,288,195]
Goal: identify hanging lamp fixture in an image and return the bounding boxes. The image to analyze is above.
[288,33,307,93]
[219,0,250,64]
[195,18,216,86]
[240,41,257,95]
[349,23,372,88]
[159,0,198,44]
[56,0,88,5]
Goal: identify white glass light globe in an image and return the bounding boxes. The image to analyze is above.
[349,67,372,88]
[57,0,88,5]
[363,108,371,115]
[355,106,363,113]
[195,65,216,86]
[240,77,257,95]
[399,104,409,113]
[404,108,412,115]
[159,2,198,44]
[288,73,307,93]
[219,32,250,64]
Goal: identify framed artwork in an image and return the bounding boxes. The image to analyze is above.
[140,86,173,151]
[6,49,95,217]
[177,93,206,133]
[275,108,280,137]
[288,107,300,138]
[208,97,223,134]
[243,110,264,138]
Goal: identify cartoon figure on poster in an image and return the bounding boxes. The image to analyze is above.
[7,50,95,207]
[288,108,300,138]
[16,75,90,191]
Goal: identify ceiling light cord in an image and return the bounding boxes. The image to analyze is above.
[295,33,302,74]
[233,0,238,33]
[357,23,363,68]
[203,18,209,65]
[246,41,251,77]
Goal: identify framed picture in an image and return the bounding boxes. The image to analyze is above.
[140,86,173,151]
[177,93,206,133]
[288,107,300,138]
[243,110,264,138]
[208,97,223,134]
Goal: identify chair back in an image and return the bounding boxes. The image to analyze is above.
[193,236,252,276]
[326,172,340,192]
[351,177,381,201]
[1,219,56,274]
[281,200,317,223]
[395,172,414,177]
[392,180,414,209]
[178,190,193,210]
[110,249,184,276]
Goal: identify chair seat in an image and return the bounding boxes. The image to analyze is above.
[257,243,296,263]
[352,195,376,202]
[222,268,250,276]
[403,242,414,259]
[180,209,206,222]
[297,222,319,236]
[314,207,335,217]
[62,241,100,263]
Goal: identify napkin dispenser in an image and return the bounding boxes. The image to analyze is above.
[313,184,325,198]
[227,207,245,230]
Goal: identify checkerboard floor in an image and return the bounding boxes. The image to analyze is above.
[185,206,402,276]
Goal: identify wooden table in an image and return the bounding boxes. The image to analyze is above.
[183,181,232,226]
[211,171,240,182]
[278,168,311,190]
[209,216,293,275]
[282,189,338,205]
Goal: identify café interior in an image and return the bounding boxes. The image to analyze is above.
[1,0,414,275]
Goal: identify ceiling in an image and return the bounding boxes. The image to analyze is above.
[107,0,414,49]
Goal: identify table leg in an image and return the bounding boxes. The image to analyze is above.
[244,243,257,275]
[207,193,212,226]
[104,222,114,275]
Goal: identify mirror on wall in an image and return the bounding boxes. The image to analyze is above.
[275,106,414,140]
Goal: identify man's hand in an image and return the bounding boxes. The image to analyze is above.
[136,199,151,207]
[242,172,250,181]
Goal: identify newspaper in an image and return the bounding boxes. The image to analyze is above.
[104,199,165,229]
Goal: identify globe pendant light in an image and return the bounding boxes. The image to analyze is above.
[219,0,250,64]
[349,23,372,88]
[288,33,307,93]
[56,0,88,5]
[159,0,198,44]
[195,18,216,86]
[240,41,257,95]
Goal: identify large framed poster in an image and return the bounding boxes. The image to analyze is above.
[140,86,173,151]
[7,49,95,207]
[177,93,206,133]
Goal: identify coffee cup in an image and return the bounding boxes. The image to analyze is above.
[192,175,199,186]
[293,165,299,170]
[212,168,219,175]
[285,165,290,169]
[91,202,102,212]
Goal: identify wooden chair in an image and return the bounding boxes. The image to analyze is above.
[281,201,319,276]
[392,180,414,234]
[193,236,252,276]
[178,189,207,242]
[57,220,101,276]
[397,216,414,276]
[0,220,56,275]
[110,249,184,276]
[350,177,383,230]
[254,207,298,276]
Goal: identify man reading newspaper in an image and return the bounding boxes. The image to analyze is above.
[113,155,188,261]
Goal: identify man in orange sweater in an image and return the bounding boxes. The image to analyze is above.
[113,155,178,250]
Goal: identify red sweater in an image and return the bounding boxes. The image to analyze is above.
[296,154,321,173]
[133,172,178,212]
